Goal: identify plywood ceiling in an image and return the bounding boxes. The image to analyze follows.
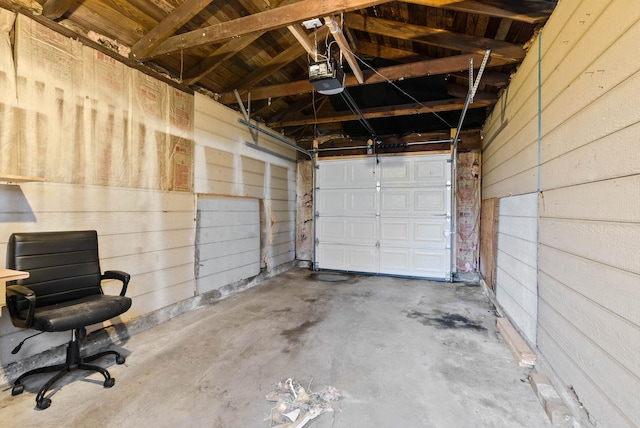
[0,0,556,152]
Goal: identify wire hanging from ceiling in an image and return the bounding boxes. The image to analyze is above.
[341,46,455,129]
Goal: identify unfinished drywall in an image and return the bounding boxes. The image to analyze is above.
[482,0,640,425]
[194,94,296,274]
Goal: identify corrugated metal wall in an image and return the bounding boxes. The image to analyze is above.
[482,0,640,425]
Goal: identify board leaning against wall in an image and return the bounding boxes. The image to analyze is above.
[315,153,453,280]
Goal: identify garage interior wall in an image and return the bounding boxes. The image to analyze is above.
[0,10,294,384]
[495,193,538,344]
[482,0,640,425]
[193,94,297,275]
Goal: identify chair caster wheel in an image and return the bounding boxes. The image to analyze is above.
[36,398,51,410]
[116,355,125,365]
[12,384,24,396]
[104,378,115,388]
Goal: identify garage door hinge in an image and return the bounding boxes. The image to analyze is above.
[446,180,452,189]
[315,238,319,246]
[376,241,380,248]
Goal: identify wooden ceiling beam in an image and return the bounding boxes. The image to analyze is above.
[129,0,214,61]
[346,13,525,63]
[446,83,495,101]
[182,34,259,85]
[182,0,298,86]
[269,95,330,124]
[218,52,514,104]
[143,0,394,59]
[357,41,430,63]
[228,26,330,92]
[287,24,319,59]
[403,0,553,24]
[268,97,496,128]
[450,70,509,88]
[42,0,76,19]
[325,17,364,84]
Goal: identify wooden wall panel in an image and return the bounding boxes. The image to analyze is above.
[495,193,538,344]
[479,198,498,290]
[0,182,195,365]
[194,93,297,277]
[481,0,640,425]
[196,196,260,295]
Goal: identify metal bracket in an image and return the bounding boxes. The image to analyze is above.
[234,90,259,143]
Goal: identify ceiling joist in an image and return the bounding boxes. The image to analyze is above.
[288,24,319,59]
[325,17,364,84]
[404,0,554,24]
[269,97,496,128]
[345,13,525,62]
[129,0,214,60]
[141,0,395,59]
[229,26,331,92]
[42,0,76,19]
[219,52,514,104]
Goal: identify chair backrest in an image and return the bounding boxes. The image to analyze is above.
[7,230,103,308]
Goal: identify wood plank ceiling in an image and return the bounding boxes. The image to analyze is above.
[1,0,556,155]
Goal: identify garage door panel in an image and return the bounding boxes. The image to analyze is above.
[316,155,452,280]
[380,155,450,187]
[380,160,411,184]
[317,244,378,272]
[317,159,377,188]
[415,189,448,214]
[380,218,448,248]
[380,219,410,242]
[414,158,449,185]
[380,188,449,216]
[379,248,448,278]
[413,250,449,277]
[380,190,411,212]
[414,220,448,246]
[379,248,410,272]
[317,217,377,245]
[317,189,378,215]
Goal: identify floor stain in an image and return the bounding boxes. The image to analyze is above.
[406,310,486,331]
[280,319,321,343]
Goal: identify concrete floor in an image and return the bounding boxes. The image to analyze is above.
[0,268,551,427]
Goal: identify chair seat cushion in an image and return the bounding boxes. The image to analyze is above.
[22,295,132,332]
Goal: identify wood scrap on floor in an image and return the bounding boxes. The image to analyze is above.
[265,378,342,427]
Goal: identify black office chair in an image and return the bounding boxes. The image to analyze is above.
[5,230,132,410]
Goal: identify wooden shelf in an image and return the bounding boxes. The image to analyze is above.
[0,269,29,281]
[0,174,46,184]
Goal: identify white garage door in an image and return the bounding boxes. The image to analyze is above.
[315,153,452,280]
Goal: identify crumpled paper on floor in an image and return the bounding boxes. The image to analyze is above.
[265,378,342,427]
